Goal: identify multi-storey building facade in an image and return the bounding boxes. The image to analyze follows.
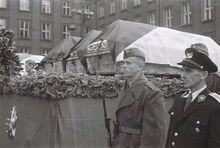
[0,0,91,55]
[91,0,220,45]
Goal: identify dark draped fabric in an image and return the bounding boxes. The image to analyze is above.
[0,95,117,148]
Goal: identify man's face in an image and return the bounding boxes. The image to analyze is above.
[182,66,205,89]
[25,63,34,73]
[120,57,142,77]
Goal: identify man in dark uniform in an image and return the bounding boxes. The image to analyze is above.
[207,72,220,95]
[113,48,167,148]
[166,43,220,148]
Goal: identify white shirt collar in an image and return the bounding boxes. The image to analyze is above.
[191,85,207,102]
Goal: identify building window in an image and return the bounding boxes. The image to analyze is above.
[62,25,70,39]
[99,6,104,18]
[19,0,30,11]
[182,1,191,25]
[21,48,29,53]
[165,7,172,28]
[0,0,6,8]
[42,49,50,56]
[148,11,156,25]
[42,0,51,14]
[0,18,6,28]
[133,0,141,7]
[84,27,89,35]
[121,0,127,11]
[203,0,213,21]
[41,23,51,40]
[110,1,116,15]
[19,20,30,38]
[62,2,71,16]
[134,16,142,22]
[203,32,216,40]
[147,0,155,2]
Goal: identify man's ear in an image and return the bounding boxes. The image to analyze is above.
[201,71,209,80]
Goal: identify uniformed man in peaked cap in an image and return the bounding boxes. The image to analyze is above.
[166,43,220,148]
[113,48,167,148]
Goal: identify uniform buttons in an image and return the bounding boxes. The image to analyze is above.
[195,127,200,133]
[196,121,200,124]
[171,142,175,146]
[174,132,178,136]
[171,112,174,115]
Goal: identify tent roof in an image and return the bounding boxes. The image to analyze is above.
[116,27,220,71]
[90,20,157,60]
[73,30,101,59]
[75,30,101,52]
[43,36,81,62]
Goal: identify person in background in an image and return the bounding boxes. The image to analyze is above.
[34,63,46,77]
[25,59,37,76]
[113,48,167,148]
[166,43,220,148]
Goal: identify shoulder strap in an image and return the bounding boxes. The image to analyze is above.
[209,92,220,103]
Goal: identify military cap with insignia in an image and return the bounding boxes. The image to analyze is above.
[123,48,145,60]
[178,43,218,73]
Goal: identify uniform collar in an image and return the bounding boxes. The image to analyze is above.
[127,72,145,88]
[191,85,207,102]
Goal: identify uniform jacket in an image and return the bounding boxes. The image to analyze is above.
[166,88,220,148]
[113,73,167,148]
[207,72,220,95]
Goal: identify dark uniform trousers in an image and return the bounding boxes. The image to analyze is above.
[165,88,220,148]
[113,73,167,148]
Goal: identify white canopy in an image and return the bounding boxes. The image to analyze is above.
[116,27,220,71]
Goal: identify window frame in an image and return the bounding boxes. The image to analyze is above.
[19,20,30,38]
[0,0,7,8]
[62,24,71,39]
[41,22,51,40]
[121,0,128,11]
[0,18,6,28]
[133,0,141,7]
[62,1,71,16]
[182,1,192,25]
[164,7,172,28]
[41,0,51,14]
[148,10,156,26]
[110,0,116,15]
[202,0,213,21]
[19,0,30,11]
[99,6,105,18]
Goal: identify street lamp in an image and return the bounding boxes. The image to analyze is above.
[71,6,94,37]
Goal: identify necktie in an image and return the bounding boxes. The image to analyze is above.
[184,92,192,112]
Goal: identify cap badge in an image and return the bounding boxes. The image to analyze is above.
[198,95,206,103]
[186,52,193,58]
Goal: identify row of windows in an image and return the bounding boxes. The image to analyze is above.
[0,19,71,40]
[19,47,50,55]
[0,0,73,16]
[99,0,213,28]
[99,0,155,17]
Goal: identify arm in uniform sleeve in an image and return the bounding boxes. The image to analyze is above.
[140,89,168,148]
[208,107,220,148]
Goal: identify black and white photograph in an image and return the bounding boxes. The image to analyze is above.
[1,0,220,148]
